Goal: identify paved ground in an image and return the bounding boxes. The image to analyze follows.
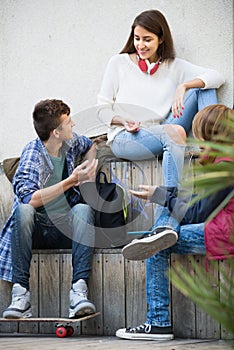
[0,336,233,350]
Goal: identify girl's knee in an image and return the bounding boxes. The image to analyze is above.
[164,124,186,145]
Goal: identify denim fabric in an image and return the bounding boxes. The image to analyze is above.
[111,88,218,191]
[11,203,95,290]
[152,206,181,234]
[146,222,206,326]
[121,88,217,233]
[112,127,185,189]
[163,88,218,133]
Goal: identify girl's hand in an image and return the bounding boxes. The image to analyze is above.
[129,185,156,200]
[172,83,186,118]
[125,121,141,133]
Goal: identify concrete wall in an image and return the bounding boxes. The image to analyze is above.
[0,0,233,160]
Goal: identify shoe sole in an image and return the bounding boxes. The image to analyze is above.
[3,308,32,319]
[116,329,174,340]
[122,230,178,260]
[69,301,96,319]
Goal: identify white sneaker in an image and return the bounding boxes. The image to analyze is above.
[3,283,32,319]
[69,279,96,318]
[122,229,178,260]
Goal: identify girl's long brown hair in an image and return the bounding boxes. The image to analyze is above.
[120,9,175,62]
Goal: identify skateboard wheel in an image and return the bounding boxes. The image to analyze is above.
[65,325,74,337]
[56,326,67,338]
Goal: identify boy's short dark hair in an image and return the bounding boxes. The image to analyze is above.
[33,99,70,141]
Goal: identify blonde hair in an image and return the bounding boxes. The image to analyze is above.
[192,104,234,144]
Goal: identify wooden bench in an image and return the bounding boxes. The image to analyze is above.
[0,160,233,339]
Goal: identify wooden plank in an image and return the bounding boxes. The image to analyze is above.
[130,160,154,232]
[38,253,60,333]
[0,165,15,333]
[82,253,103,335]
[100,160,111,181]
[60,254,72,318]
[171,254,196,338]
[0,279,18,333]
[125,259,147,328]
[195,256,220,339]
[0,164,14,230]
[219,259,234,340]
[102,252,125,335]
[110,160,131,236]
[152,156,162,186]
[19,253,39,334]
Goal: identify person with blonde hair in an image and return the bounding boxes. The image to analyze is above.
[116,104,234,340]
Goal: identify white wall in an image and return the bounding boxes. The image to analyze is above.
[0,0,233,160]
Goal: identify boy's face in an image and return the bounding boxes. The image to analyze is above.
[57,113,75,140]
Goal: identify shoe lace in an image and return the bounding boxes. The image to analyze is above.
[74,288,87,298]
[147,228,170,237]
[11,293,28,308]
[128,323,152,333]
[147,231,157,237]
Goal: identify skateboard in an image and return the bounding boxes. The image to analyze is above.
[0,312,100,338]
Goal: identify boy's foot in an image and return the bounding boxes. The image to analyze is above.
[3,283,32,318]
[116,323,174,340]
[69,279,96,318]
[122,229,178,260]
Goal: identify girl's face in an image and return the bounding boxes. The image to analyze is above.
[134,25,162,63]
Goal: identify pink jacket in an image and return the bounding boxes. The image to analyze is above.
[205,158,234,261]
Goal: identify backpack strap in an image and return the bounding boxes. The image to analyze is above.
[96,171,108,184]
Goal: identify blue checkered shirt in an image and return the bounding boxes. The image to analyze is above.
[0,133,92,282]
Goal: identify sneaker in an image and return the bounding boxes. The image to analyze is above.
[3,283,32,319]
[116,323,174,340]
[122,229,178,260]
[69,279,96,318]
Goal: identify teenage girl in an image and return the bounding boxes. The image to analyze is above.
[97,9,224,163]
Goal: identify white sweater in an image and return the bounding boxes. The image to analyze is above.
[97,53,225,143]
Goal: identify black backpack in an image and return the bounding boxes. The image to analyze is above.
[79,171,128,248]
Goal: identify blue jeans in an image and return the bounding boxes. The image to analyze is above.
[11,203,95,290]
[164,88,218,133]
[112,128,185,189]
[146,222,206,326]
[152,88,218,231]
[111,88,218,189]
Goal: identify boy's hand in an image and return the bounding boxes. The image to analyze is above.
[72,159,98,186]
[129,185,156,200]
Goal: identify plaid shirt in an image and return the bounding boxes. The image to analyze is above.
[0,133,92,282]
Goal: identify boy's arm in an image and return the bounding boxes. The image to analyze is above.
[29,159,98,208]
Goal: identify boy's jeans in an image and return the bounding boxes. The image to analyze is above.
[11,203,95,290]
[146,222,206,326]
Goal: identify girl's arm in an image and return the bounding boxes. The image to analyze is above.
[130,184,234,224]
[172,58,225,117]
[172,78,205,117]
